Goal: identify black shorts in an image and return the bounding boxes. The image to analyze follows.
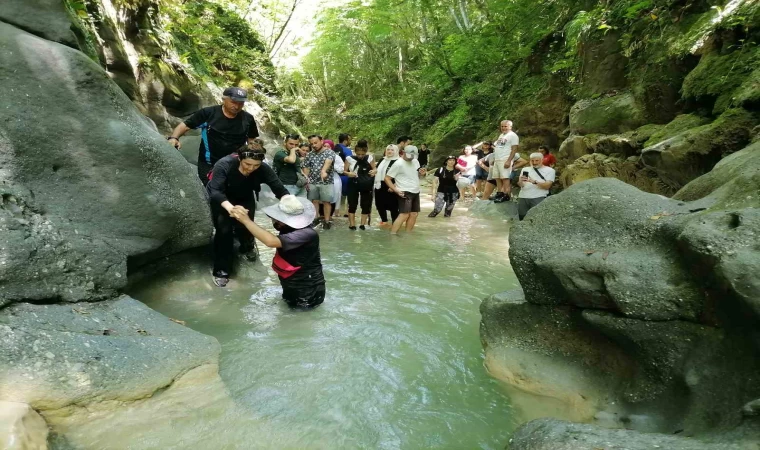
[398,192,421,214]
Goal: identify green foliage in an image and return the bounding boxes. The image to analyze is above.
[165,1,276,94]
[281,0,759,153]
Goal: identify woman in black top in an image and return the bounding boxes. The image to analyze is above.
[207,147,289,287]
[231,195,325,308]
[428,156,460,218]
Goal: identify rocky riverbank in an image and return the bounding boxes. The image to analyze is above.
[480,140,760,447]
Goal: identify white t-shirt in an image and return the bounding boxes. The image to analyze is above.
[494,131,519,160]
[386,158,421,194]
[346,154,374,172]
[460,154,478,176]
[518,165,555,199]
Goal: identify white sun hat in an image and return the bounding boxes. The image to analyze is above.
[261,195,316,229]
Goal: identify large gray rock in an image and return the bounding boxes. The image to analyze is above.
[0,23,211,305]
[569,92,647,135]
[0,296,220,411]
[507,418,747,450]
[641,108,757,189]
[484,143,760,446]
[0,0,79,48]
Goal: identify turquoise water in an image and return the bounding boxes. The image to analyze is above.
[126,200,522,449]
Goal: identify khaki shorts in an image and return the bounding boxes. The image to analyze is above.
[307,184,334,202]
[491,159,512,179]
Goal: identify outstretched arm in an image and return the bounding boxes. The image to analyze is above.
[230,210,282,248]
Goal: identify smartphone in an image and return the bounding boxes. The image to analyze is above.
[522,170,529,177]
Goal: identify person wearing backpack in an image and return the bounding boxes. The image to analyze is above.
[344,140,377,230]
[167,87,259,185]
[517,152,555,220]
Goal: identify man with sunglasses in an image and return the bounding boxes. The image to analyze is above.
[167,87,260,185]
[207,146,289,287]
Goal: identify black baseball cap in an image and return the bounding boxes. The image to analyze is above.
[223,87,248,102]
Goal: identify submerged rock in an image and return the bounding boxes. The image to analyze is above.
[468,199,519,220]
[0,296,220,412]
[507,418,748,450]
[0,401,48,450]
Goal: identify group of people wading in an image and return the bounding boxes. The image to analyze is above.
[167,87,554,308]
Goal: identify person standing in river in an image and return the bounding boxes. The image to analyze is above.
[517,152,555,220]
[418,143,431,169]
[206,146,289,287]
[474,141,492,196]
[303,135,335,229]
[385,145,426,235]
[335,133,353,216]
[167,87,259,185]
[374,144,400,227]
[345,140,376,230]
[273,134,307,197]
[491,120,520,203]
[428,155,460,218]
[230,195,325,308]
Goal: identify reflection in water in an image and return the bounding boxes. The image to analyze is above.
[117,206,521,449]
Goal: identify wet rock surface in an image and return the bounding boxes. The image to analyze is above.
[507,418,752,450]
[0,296,220,412]
[483,142,760,446]
[0,22,211,305]
[0,401,49,450]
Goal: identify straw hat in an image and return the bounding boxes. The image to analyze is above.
[261,195,316,229]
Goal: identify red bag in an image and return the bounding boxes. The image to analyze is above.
[272,251,301,279]
[457,157,468,169]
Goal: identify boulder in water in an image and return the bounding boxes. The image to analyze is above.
[483,141,760,446]
[0,22,212,305]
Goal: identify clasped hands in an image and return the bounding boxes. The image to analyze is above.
[229,205,250,222]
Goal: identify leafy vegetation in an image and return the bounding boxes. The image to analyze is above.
[279,0,759,156]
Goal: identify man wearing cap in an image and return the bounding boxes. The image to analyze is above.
[385,145,426,235]
[167,87,260,184]
[230,195,325,308]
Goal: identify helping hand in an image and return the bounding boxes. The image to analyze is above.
[320,170,328,181]
[396,190,406,198]
[368,169,377,176]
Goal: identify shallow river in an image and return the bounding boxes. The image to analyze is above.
[122,198,521,449]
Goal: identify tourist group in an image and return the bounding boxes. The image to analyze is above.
[166,87,555,306]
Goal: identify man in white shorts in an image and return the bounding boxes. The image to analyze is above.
[491,120,519,203]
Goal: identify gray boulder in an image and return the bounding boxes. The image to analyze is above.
[0,23,211,305]
[483,142,760,446]
[0,296,220,411]
[507,418,747,450]
[0,0,79,48]
[569,93,647,135]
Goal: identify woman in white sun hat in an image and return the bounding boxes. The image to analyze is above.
[230,195,326,308]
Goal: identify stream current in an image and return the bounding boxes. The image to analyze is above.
[122,197,521,449]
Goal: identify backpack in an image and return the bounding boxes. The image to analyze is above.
[351,157,374,191]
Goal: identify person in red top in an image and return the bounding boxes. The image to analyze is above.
[539,145,556,168]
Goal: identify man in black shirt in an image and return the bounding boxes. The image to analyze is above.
[418,143,431,168]
[167,87,260,185]
[207,148,289,287]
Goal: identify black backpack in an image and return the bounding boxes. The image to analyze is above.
[351,158,374,191]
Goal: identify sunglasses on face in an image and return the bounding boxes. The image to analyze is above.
[239,151,265,160]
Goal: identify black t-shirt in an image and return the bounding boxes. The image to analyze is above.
[184,106,259,165]
[435,167,458,194]
[474,149,485,160]
[273,149,301,185]
[278,227,325,291]
[207,155,288,206]
[418,149,430,166]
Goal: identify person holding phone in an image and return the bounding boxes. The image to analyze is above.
[516,152,555,220]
